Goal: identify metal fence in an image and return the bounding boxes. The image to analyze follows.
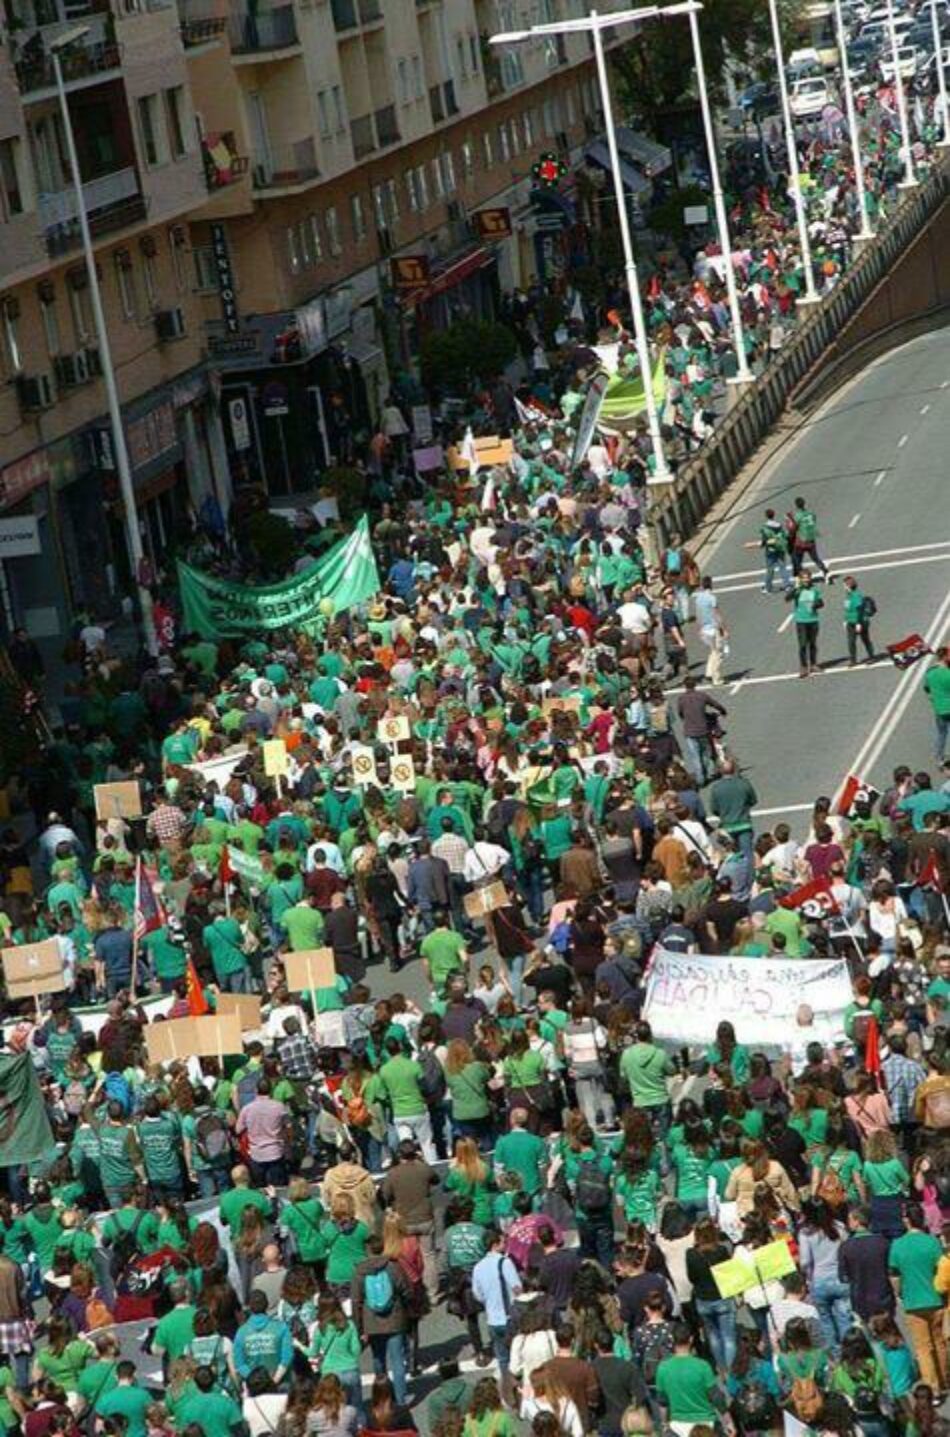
[650,155,950,546]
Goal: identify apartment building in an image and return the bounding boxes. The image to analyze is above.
[0,0,231,644]
[180,0,622,492]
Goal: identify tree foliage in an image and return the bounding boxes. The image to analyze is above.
[419,319,517,393]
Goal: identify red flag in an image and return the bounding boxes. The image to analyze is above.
[887,632,931,669]
[647,273,662,301]
[606,307,623,330]
[692,280,712,311]
[836,774,881,817]
[918,851,945,893]
[133,861,164,940]
[779,878,840,919]
[186,958,209,1016]
[219,845,234,886]
[864,1015,882,1079]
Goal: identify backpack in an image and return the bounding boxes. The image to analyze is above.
[816,1161,848,1208]
[790,1373,823,1424]
[924,1087,950,1132]
[108,1210,145,1279]
[364,1265,395,1314]
[63,1080,87,1117]
[418,1049,446,1104]
[575,1159,611,1212]
[636,1324,673,1386]
[850,1380,881,1417]
[933,1165,950,1206]
[85,1295,115,1331]
[549,921,571,954]
[733,1381,777,1431]
[195,1109,231,1165]
[861,595,877,619]
[344,1090,372,1129]
[235,1067,262,1110]
[103,1071,132,1114]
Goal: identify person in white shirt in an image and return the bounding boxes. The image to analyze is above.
[762,825,800,882]
[617,595,653,637]
[463,839,510,885]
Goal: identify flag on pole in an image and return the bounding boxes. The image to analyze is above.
[0,1054,55,1165]
[219,845,234,887]
[864,1014,882,1079]
[460,426,480,476]
[133,860,164,940]
[692,280,712,311]
[837,774,880,817]
[917,851,945,892]
[887,632,932,668]
[646,273,662,301]
[513,395,551,426]
[779,878,840,919]
[186,958,209,1016]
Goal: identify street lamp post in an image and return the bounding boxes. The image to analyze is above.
[885,0,918,186]
[832,0,875,239]
[51,31,157,655]
[684,6,753,378]
[929,0,950,147]
[767,0,819,302]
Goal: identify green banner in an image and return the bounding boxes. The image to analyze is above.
[600,349,667,426]
[177,515,380,639]
[227,846,266,886]
[0,1054,54,1166]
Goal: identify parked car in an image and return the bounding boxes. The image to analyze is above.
[790,75,833,116]
[914,41,950,90]
[880,42,922,79]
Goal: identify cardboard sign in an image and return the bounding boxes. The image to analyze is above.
[94,781,142,821]
[463,880,508,920]
[377,715,410,745]
[413,445,445,475]
[390,754,416,793]
[473,437,514,467]
[350,745,378,787]
[262,740,289,777]
[284,947,337,993]
[2,939,64,999]
[215,993,263,1031]
[144,1016,198,1065]
[542,696,581,716]
[192,1011,244,1058]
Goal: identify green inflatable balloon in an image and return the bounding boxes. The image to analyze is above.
[318,597,335,617]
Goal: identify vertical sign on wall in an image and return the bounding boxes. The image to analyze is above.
[210,223,239,334]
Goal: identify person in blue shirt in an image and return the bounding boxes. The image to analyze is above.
[233,1291,294,1386]
[897,773,950,832]
[471,1228,522,1380]
[93,909,133,998]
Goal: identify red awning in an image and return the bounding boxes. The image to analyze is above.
[401,246,493,307]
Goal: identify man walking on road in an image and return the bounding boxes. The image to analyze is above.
[923,647,950,765]
[676,677,727,786]
[843,575,875,666]
[789,496,831,578]
[746,507,792,593]
[786,568,824,678]
[693,575,729,686]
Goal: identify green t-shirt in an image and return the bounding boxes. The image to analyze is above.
[446,1062,492,1121]
[154,1303,197,1358]
[616,1168,661,1222]
[672,1145,712,1203]
[444,1221,487,1269]
[97,1384,152,1437]
[793,585,823,624]
[656,1353,718,1422]
[282,1197,327,1263]
[863,1156,909,1196]
[36,1338,92,1392]
[219,1186,271,1229]
[102,1205,159,1253]
[494,1129,547,1196]
[281,904,325,951]
[163,731,199,766]
[379,1054,426,1117]
[620,1043,674,1108]
[420,928,467,990]
[308,1319,362,1375]
[443,1168,494,1226]
[174,1389,243,1436]
[97,1122,139,1189]
[924,662,950,717]
[140,926,187,980]
[888,1229,942,1310]
[764,906,806,956]
[203,917,247,979]
[322,1220,368,1284]
[76,1358,120,1409]
[23,1209,63,1270]
[138,1112,183,1184]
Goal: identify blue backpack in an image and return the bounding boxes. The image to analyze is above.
[364,1266,395,1314]
[103,1071,132,1114]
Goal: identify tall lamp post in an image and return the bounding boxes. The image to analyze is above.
[832,0,875,239]
[885,0,918,186]
[51,30,157,655]
[766,0,819,302]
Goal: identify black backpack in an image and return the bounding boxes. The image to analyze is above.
[108,1210,145,1279]
[575,1159,611,1212]
[418,1049,446,1103]
[733,1381,777,1430]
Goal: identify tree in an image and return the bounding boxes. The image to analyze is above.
[419,319,517,393]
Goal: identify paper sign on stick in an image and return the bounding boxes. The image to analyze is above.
[378,715,410,744]
[192,1012,244,1058]
[144,1017,198,1065]
[350,745,378,787]
[2,940,65,999]
[463,880,508,920]
[711,1256,758,1300]
[94,781,142,821]
[262,740,289,777]
[390,754,416,793]
[284,948,337,993]
[753,1240,797,1282]
[215,993,263,1030]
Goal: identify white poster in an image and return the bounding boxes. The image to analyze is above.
[642,950,852,1048]
[187,749,249,789]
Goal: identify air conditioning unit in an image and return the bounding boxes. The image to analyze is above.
[84,345,103,377]
[155,307,186,341]
[16,373,55,411]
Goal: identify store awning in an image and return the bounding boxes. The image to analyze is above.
[584,140,651,194]
[400,245,494,308]
[615,126,673,177]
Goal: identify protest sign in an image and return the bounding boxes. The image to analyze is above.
[262,740,289,777]
[215,993,263,1031]
[569,372,609,469]
[284,948,337,994]
[350,745,378,787]
[642,950,852,1047]
[144,1017,198,1065]
[390,754,416,793]
[94,781,142,821]
[413,446,445,475]
[226,846,266,886]
[712,1240,796,1300]
[187,750,249,790]
[463,881,508,920]
[2,940,64,1000]
[314,1010,347,1047]
[473,437,514,467]
[192,1012,244,1059]
[377,715,410,744]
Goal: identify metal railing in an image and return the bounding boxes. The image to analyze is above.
[38,165,139,229]
[13,13,119,93]
[350,113,375,159]
[177,0,228,42]
[228,3,298,52]
[649,157,950,546]
[251,136,318,189]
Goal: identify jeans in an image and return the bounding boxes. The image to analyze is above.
[148,1179,184,1203]
[106,970,132,999]
[734,827,754,862]
[796,621,819,670]
[935,712,949,764]
[337,1369,365,1423]
[505,952,526,1007]
[578,1214,614,1269]
[684,735,716,785]
[453,1116,494,1152]
[575,1075,616,1130]
[521,866,546,926]
[391,1110,437,1164]
[352,1126,385,1174]
[811,1277,853,1351]
[219,967,249,993]
[694,1295,737,1373]
[847,621,874,663]
[764,551,792,592]
[196,1167,232,1197]
[369,1332,408,1406]
[489,1322,511,1374]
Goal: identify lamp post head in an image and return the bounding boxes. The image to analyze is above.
[50,25,91,51]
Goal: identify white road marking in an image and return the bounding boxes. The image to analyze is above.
[730,680,743,695]
[874,470,887,487]
[715,538,950,584]
[777,611,795,633]
[752,802,817,817]
[666,659,892,697]
[921,404,931,415]
[837,582,950,799]
[849,513,862,528]
[898,433,909,447]
[942,380,949,389]
[717,550,950,596]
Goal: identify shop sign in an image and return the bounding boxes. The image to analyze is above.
[0,515,41,558]
[390,255,430,292]
[0,450,49,512]
[210,222,239,334]
[228,396,252,451]
[474,207,512,239]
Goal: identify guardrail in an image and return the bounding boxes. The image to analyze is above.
[650,153,950,546]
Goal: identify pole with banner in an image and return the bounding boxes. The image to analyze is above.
[569,371,609,469]
[130,857,142,1000]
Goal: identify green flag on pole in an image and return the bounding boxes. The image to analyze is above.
[599,349,667,426]
[0,1054,54,1167]
[176,514,380,640]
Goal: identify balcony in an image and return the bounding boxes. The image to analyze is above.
[251,136,318,191]
[38,166,146,256]
[374,104,399,148]
[202,131,249,189]
[350,113,375,160]
[12,14,120,97]
[177,0,228,44]
[428,78,458,125]
[330,0,381,28]
[228,4,299,54]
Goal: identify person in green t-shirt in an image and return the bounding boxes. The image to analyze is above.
[137,1096,185,1199]
[655,1325,721,1427]
[32,1319,92,1392]
[889,1206,945,1391]
[280,897,325,952]
[203,911,250,992]
[420,919,468,995]
[493,1111,547,1197]
[153,1283,197,1361]
[785,567,824,677]
[219,1167,274,1229]
[140,924,187,989]
[172,1364,243,1437]
[96,1362,152,1437]
[75,1331,121,1415]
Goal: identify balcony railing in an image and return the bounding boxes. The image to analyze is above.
[229,3,298,52]
[374,103,399,147]
[251,136,318,190]
[428,79,457,126]
[350,113,375,159]
[331,0,381,29]
[177,0,228,43]
[12,13,119,95]
[38,166,146,256]
[202,131,249,189]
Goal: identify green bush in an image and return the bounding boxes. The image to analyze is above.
[420,319,517,393]
[241,510,297,577]
[322,465,368,521]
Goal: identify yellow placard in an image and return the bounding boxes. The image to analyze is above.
[474,437,514,466]
[753,1239,797,1283]
[711,1256,758,1299]
[262,740,289,777]
[378,715,410,744]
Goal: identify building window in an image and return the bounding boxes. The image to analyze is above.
[385,177,400,220]
[308,214,323,260]
[482,130,493,167]
[440,151,456,194]
[498,122,510,162]
[469,33,479,71]
[523,110,534,148]
[317,92,331,139]
[456,37,467,77]
[114,253,136,319]
[68,281,92,344]
[169,227,188,291]
[398,59,409,103]
[1,301,21,376]
[298,219,314,268]
[405,167,418,213]
[194,245,217,290]
[0,138,23,218]
[164,86,188,160]
[332,86,346,131]
[351,193,366,240]
[287,225,302,274]
[372,183,386,229]
[565,89,576,125]
[412,55,423,99]
[141,248,158,308]
[460,140,474,178]
[429,157,443,201]
[39,289,59,356]
[326,206,341,256]
[137,95,163,166]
